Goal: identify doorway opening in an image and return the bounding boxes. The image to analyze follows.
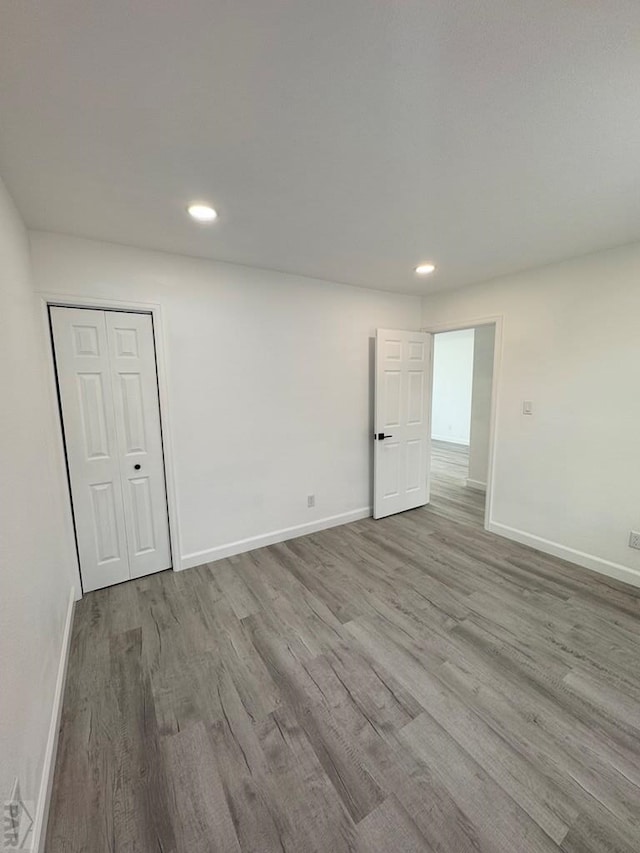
[372,321,499,526]
[428,323,496,528]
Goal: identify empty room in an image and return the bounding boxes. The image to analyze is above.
[1,3,640,852]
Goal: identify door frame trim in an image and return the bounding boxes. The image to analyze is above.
[421,314,503,532]
[39,293,181,596]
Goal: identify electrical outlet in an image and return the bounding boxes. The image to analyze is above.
[629,531,640,550]
[307,494,315,508]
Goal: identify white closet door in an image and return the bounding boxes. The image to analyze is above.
[373,329,432,519]
[51,307,171,592]
[51,307,130,591]
[105,311,171,579]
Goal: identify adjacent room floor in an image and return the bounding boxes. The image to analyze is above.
[430,438,485,527]
[47,487,640,851]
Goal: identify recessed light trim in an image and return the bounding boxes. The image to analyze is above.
[415,263,436,275]
[187,203,218,223]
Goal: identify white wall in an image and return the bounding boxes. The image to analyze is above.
[0,181,77,836]
[431,328,474,445]
[421,243,640,587]
[30,231,421,567]
[467,324,495,489]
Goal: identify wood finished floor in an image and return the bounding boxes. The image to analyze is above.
[47,444,640,852]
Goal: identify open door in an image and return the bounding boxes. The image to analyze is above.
[374,329,432,519]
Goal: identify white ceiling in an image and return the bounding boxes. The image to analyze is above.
[1,0,640,294]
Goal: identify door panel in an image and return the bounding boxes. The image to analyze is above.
[405,439,424,492]
[129,476,156,554]
[407,370,425,425]
[72,324,100,357]
[113,325,140,358]
[118,372,147,453]
[51,307,130,591]
[90,481,123,563]
[105,311,171,579]
[374,329,432,519]
[380,439,401,498]
[76,372,111,458]
[383,370,402,427]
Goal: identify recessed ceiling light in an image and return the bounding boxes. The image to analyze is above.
[415,263,436,275]
[187,203,218,223]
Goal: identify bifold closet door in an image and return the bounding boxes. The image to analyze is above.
[51,307,171,592]
[104,311,171,580]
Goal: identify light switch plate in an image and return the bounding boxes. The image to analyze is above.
[522,401,533,415]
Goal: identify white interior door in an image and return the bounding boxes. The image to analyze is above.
[51,307,171,592]
[374,329,432,519]
[105,311,171,580]
[51,308,130,591]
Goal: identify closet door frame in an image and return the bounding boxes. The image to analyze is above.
[40,294,181,598]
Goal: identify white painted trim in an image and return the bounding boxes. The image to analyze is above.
[181,506,372,569]
[465,478,486,492]
[38,292,183,586]
[37,301,83,598]
[422,314,503,334]
[422,315,503,535]
[431,435,470,446]
[487,521,640,590]
[31,586,75,853]
[425,334,433,507]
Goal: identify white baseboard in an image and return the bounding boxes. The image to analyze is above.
[31,586,75,853]
[465,478,486,492]
[431,435,470,446]
[487,521,640,590]
[181,506,372,570]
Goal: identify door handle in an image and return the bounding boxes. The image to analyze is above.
[376,433,393,440]
[134,464,141,470]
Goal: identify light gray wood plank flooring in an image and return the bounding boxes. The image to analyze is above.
[430,439,484,527]
[47,445,640,851]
